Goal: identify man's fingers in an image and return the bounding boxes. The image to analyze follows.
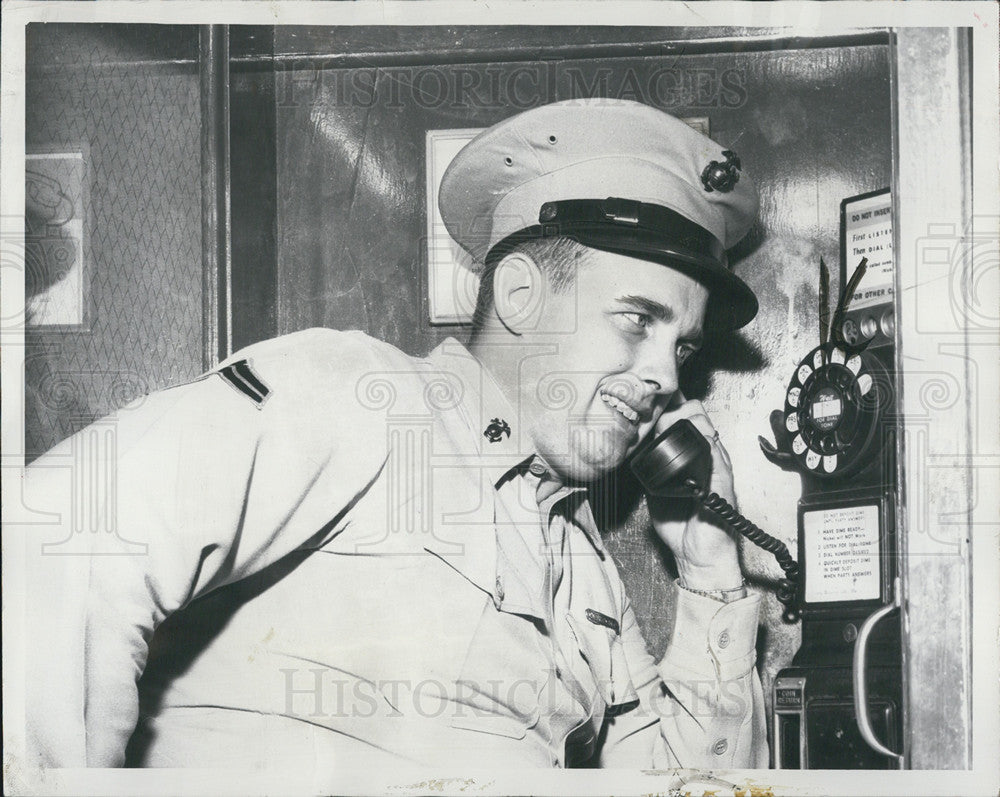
[716,438,733,469]
[656,398,734,474]
[657,398,717,440]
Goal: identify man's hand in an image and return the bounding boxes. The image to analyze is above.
[646,396,744,591]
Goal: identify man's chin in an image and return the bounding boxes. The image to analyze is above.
[534,424,638,482]
[559,446,635,484]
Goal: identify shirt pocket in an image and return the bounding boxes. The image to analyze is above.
[447,602,544,739]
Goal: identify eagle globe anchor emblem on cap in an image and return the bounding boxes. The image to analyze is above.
[484,418,511,444]
[701,149,742,193]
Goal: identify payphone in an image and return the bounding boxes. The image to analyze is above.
[762,188,903,769]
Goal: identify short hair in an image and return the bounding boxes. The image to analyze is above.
[470,236,594,333]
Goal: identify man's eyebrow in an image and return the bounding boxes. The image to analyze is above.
[615,294,704,347]
[616,294,675,322]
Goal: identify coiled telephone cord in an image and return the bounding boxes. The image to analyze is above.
[686,480,801,623]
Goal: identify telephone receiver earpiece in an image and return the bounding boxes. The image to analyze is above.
[629,418,712,498]
[629,417,801,623]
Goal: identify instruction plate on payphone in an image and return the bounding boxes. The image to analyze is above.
[802,503,881,604]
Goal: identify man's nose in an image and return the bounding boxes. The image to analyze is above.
[634,336,679,398]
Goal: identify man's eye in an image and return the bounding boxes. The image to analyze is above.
[621,312,650,329]
[677,346,698,365]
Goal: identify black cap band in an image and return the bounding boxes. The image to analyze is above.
[484,197,758,329]
[485,198,726,269]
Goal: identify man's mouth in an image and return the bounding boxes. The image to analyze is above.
[599,391,641,425]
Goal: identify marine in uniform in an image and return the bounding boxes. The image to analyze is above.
[21,99,768,771]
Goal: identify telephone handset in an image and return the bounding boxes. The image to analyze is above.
[630,418,801,622]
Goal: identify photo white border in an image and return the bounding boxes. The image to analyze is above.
[2,3,997,796]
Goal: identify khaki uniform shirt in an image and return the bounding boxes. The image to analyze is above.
[20,329,767,770]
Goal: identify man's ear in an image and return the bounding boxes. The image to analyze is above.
[491,252,545,334]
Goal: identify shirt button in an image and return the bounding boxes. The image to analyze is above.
[494,575,505,602]
[528,461,546,476]
[713,738,728,756]
[717,630,731,649]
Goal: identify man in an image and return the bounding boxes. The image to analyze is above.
[21,98,767,772]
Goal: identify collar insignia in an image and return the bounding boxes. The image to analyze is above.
[483,418,511,443]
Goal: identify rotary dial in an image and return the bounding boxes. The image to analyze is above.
[782,344,881,478]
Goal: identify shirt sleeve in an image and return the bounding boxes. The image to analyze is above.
[16,329,391,768]
[597,582,768,768]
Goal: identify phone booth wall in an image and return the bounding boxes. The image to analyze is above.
[893,26,979,770]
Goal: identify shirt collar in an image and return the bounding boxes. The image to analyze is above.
[426,337,533,488]
[426,338,603,553]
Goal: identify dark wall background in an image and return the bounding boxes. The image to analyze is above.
[24,25,204,460]
[24,24,893,735]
